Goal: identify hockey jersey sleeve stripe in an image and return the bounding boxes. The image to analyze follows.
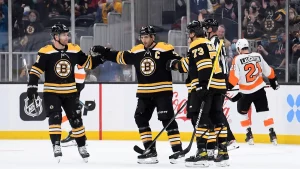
[44,86,77,90]
[239,76,264,90]
[137,88,173,93]
[138,81,172,86]
[31,66,43,74]
[82,55,92,69]
[267,68,275,79]
[44,82,76,86]
[197,65,212,71]
[75,73,86,80]
[116,51,126,65]
[29,72,40,78]
[180,57,189,72]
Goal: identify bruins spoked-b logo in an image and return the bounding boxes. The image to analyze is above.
[20,92,46,121]
[140,57,156,76]
[55,59,71,78]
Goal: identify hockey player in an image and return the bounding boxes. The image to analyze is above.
[228,38,279,146]
[204,19,239,153]
[26,24,105,162]
[61,65,87,147]
[91,26,184,164]
[169,20,229,167]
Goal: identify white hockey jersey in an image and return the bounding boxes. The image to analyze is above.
[228,52,275,94]
[74,64,86,84]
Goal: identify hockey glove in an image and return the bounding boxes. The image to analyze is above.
[91,45,110,55]
[269,76,279,90]
[166,59,179,71]
[196,85,210,100]
[27,85,38,100]
[231,92,243,102]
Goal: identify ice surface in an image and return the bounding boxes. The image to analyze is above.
[0,140,299,169]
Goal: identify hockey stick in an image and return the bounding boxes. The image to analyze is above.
[227,85,270,92]
[133,101,187,155]
[79,100,90,110]
[170,40,224,159]
[222,93,243,102]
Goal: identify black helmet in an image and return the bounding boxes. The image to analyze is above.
[139,25,156,36]
[187,20,205,37]
[204,19,218,28]
[51,24,69,38]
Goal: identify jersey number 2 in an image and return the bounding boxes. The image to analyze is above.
[244,63,262,83]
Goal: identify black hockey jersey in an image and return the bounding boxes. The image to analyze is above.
[103,42,182,97]
[29,43,102,94]
[188,38,226,93]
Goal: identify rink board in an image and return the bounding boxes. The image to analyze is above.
[0,84,300,144]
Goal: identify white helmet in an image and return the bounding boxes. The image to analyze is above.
[236,38,249,54]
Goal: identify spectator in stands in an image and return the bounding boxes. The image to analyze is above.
[33,0,48,24]
[211,0,221,12]
[77,0,98,16]
[228,37,238,58]
[100,0,122,24]
[215,0,238,21]
[47,0,64,18]
[291,29,300,64]
[273,28,286,67]
[62,0,71,16]
[289,8,300,25]
[24,10,44,35]
[0,0,8,32]
[243,0,263,39]
[190,0,213,21]
[257,34,275,65]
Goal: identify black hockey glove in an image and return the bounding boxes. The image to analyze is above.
[196,85,210,100]
[27,85,38,100]
[91,45,110,55]
[269,76,279,90]
[231,92,243,102]
[166,59,180,71]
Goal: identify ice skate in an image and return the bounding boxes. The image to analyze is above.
[269,128,277,146]
[214,143,229,167]
[53,145,62,163]
[137,147,158,164]
[169,151,185,164]
[227,140,240,151]
[78,146,89,163]
[245,127,254,145]
[61,131,77,147]
[185,148,209,167]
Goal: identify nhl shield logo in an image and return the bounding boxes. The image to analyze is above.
[20,92,46,121]
[24,96,43,117]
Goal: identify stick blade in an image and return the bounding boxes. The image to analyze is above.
[133,145,144,154]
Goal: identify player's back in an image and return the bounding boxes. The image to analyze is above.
[230,52,274,94]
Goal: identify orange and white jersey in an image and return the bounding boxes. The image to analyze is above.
[229,52,275,94]
[74,64,86,84]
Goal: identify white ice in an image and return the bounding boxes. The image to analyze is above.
[0,140,299,169]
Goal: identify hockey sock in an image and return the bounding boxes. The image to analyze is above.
[167,129,182,152]
[72,126,86,147]
[49,124,62,145]
[257,111,274,128]
[215,124,228,145]
[206,128,216,150]
[139,126,153,149]
[225,119,235,141]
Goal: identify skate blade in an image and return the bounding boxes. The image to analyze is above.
[272,139,278,146]
[137,157,158,164]
[247,139,254,145]
[227,145,240,151]
[83,157,88,163]
[185,161,209,168]
[215,160,230,167]
[169,156,184,164]
[55,156,61,163]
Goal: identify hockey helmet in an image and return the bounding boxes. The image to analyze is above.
[51,24,69,38]
[236,38,249,54]
[187,20,205,37]
[139,25,156,36]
